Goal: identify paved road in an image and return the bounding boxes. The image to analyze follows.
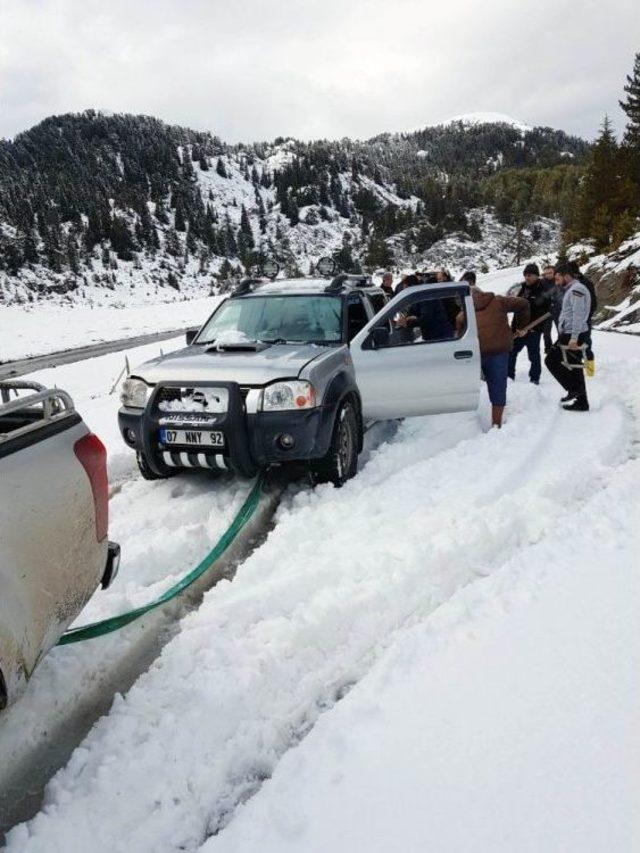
[0,328,191,380]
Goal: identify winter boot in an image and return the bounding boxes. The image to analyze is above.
[562,396,589,412]
[560,392,575,403]
[491,405,504,428]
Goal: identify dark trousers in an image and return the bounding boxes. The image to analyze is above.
[508,330,542,382]
[545,333,588,400]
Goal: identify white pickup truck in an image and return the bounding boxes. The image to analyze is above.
[0,380,120,709]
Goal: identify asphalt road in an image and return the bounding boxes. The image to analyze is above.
[0,328,191,380]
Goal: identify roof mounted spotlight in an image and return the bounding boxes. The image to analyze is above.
[261,258,280,280]
[316,256,337,278]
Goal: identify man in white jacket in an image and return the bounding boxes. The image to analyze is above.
[544,262,592,411]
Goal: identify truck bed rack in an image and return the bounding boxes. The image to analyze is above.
[0,380,76,443]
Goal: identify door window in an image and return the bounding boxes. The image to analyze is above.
[370,292,466,348]
[368,292,387,316]
[346,297,369,341]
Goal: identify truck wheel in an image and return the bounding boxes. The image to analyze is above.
[136,451,174,481]
[311,400,359,487]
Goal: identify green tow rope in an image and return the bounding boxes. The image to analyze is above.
[57,475,264,646]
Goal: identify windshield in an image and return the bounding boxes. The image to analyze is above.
[196,295,343,344]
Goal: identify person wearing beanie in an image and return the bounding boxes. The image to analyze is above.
[507,262,553,385]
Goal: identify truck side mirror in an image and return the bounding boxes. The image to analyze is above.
[185,329,198,345]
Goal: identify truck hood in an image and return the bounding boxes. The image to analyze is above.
[133,343,328,386]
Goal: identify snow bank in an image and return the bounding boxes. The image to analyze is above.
[7,331,637,853]
[208,457,640,853]
[0,297,218,362]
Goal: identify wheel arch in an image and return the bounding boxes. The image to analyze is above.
[321,372,364,452]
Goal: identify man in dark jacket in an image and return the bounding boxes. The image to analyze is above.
[541,265,557,352]
[508,263,552,385]
[380,272,395,299]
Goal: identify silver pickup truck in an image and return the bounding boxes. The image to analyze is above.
[0,381,120,708]
[119,268,480,487]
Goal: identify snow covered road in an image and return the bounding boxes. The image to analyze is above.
[5,329,638,852]
[0,340,260,831]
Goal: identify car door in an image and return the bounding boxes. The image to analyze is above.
[350,283,480,420]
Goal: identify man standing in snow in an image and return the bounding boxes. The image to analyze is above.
[544,262,592,412]
[460,272,529,428]
[508,263,552,385]
[380,272,395,299]
[541,265,557,352]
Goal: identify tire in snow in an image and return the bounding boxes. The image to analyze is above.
[311,400,359,487]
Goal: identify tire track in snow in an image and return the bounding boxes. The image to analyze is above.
[6,372,637,853]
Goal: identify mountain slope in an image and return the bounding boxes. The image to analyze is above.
[0,111,587,305]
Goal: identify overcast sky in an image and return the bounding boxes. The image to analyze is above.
[1,0,638,143]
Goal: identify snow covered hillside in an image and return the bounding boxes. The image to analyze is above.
[0,111,585,312]
[445,111,533,133]
[4,271,638,852]
[580,229,640,334]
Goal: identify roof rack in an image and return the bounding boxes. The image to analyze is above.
[0,380,76,443]
[324,273,373,293]
[231,277,264,297]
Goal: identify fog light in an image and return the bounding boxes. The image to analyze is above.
[126,428,137,445]
[278,433,295,450]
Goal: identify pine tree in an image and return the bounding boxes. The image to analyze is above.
[216,158,228,178]
[174,201,187,232]
[239,204,255,249]
[620,52,640,148]
[365,232,394,269]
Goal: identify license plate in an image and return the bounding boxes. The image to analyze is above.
[160,428,225,448]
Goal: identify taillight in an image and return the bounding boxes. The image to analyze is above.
[74,433,109,542]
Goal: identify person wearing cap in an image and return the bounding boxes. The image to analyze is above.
[507,263,552,385]
[544,262,592,411]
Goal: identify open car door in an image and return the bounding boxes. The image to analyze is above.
[350,283,480,420]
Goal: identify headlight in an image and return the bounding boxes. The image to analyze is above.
[261,380,317,411]
[120,378,149,409]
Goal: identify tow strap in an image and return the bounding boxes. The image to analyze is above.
[57,474,264,646]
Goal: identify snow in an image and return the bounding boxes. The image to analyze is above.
[5,321,638,852]
[389,209,559,278]
[207,457,640,853]
[0,297,220,362]
[446,112,533,133]
[0,339,254,784]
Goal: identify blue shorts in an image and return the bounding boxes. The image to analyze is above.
[481,352,509,406]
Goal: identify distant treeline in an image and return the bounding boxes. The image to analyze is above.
[0,105,594,280]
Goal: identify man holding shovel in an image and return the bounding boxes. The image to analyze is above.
[544,262,592,412]
[508,263,553,385]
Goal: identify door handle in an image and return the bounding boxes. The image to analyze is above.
[454,350,473,359]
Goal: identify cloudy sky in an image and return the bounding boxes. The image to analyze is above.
[1,0,638,143]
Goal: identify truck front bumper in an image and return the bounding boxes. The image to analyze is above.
[118,383,334,477]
